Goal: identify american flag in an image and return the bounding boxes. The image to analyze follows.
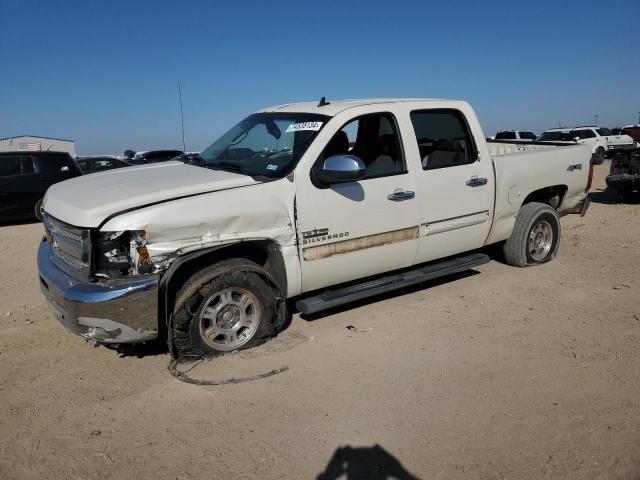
[18,142,42,151]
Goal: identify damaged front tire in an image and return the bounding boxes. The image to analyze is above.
[171,259,279,359]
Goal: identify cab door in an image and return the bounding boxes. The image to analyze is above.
[405,108,494,263]
[295,110,420,293]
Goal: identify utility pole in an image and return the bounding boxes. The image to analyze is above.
[177,80,186,152]
[637,111,639,125]
[594,114,598,126]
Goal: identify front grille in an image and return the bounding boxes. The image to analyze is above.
[44,214,91,277]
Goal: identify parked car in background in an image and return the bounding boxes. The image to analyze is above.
[538,127,608,165]
[0,151,82,222]
[616,125,640,143]
[76,156,132,174]
[494,130,537,141]
[126,150,184,165]
[595,127,636,153]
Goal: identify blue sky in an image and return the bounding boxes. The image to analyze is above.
[1,0,638,155]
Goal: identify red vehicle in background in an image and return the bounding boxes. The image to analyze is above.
[618,125,640,142]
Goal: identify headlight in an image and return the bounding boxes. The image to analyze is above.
[93,230,153,278]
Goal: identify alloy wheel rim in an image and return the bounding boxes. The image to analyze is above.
[197,287,261,351]
[528,220,553,261]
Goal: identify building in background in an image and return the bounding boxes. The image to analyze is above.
[0,135,76,157]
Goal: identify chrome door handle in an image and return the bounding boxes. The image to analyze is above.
[387,190,415,201]
[466,177,488,187]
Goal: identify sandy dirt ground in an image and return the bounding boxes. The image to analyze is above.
[0,163,639,479]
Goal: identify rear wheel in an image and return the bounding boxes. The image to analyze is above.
[172,259,278,358]
[503,202,560,267]
[593,147,606,165]
[34,198,44,221]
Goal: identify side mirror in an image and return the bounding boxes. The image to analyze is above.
[315,155,365,184]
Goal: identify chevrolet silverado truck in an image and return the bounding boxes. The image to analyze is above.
[37,98,592,358]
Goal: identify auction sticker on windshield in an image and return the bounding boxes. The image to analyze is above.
[285,121,323,133]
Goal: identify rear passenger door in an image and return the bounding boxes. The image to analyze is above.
[408,109,494,263]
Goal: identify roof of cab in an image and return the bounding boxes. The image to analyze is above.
[257,98,455,116]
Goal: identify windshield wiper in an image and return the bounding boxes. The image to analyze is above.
[207,161,249,176]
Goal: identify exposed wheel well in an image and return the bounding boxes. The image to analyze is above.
[157,240,287,344]
[522,185,568,210]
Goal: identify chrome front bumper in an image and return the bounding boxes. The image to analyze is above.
[37,240,159,344]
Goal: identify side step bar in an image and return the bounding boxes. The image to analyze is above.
[295,253,490,315]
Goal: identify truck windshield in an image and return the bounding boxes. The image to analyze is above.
[199,112,329,178]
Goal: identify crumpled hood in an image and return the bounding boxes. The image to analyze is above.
[44,161,259,228]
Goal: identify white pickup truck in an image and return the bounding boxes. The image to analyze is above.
[38,98,592,358]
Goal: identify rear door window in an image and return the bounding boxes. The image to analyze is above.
[495,131,516,140]
[0,157,20,176]
[94,159,114,171]
[410,110,477,170]
[20,156,35,174]
[579,130,596,139]
[520,131,537,140]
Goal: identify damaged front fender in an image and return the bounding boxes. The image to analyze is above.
[98,178,301,294]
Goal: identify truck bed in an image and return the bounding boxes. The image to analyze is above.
[485,140,592,245]
[486,139,579,156]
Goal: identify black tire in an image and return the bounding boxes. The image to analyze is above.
[593,147,606,166]
[620,190,638,203]
[172,259,278,359]
[503,202,561,268]
[34,198,44,221]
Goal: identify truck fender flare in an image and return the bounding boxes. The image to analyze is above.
[157,242,288,351]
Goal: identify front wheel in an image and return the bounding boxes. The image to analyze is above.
[593,147,606,165]
[34,198,44,221]
[172,259,278,358]
[503,202,561,267]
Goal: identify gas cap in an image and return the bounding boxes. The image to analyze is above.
[508,185,522,205]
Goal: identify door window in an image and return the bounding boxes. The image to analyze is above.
[0,157,20,176]
[20,156,35,174]
[520,131,537,140]
[573,129,596,139]
[77,160,90,172]
[495,131,516,140]
[94,159,114,171]
[410,110,476,170]
[318,112,406,180]
[36,154,75,175]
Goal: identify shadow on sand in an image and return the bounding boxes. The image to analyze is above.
[317,444,420,480]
